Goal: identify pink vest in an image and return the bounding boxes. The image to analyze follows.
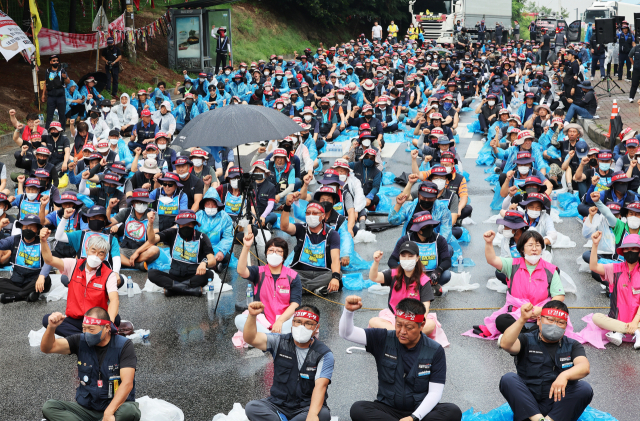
[388,268,430,311]
[608,262,640,323]
[507,257,557,305]
[255,266,298,325]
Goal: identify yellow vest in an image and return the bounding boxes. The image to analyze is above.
[388,24,398,37]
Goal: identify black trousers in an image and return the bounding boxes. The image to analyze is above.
[495,314,540,334]
[46,95,66,130]
[630,66,640,99]
[215,53,228,75]
[478,113,493,132]
[0,275,51,299]
[65,103,86,119]
[106,65,120,97]
[540,50,550,65]
[618,53,632,79]
[350,401,462,421]
[148,269,212,289]
[500,373,592,421]
[477,33,485,43]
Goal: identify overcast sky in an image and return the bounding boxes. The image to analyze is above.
[532,0,590,20]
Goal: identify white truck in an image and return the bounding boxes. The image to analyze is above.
[409,0,513,44]
[583,1,640,25]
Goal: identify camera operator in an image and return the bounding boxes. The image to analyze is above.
[100,37,122,98]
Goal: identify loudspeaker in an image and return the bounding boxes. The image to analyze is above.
[635,13,640,40]
[595,18,616,44]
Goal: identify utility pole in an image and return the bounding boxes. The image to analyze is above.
[124,0,136,64]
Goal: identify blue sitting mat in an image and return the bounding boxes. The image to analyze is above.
[376,186,401,214]
[382,172,396,185]
[485,173,500,186]
[457,226,471,244]
[407,108,418,119]
[273,214,296,230]
[476,140,496,166]
[451,239,475,267]
[383,131,406,144]
[342,273,376,291]
[461,403,618,421]
[467,118,482,134]
[558,191,580,217]
[461,107,473,112]
[342,250,373,272]
[490,187,505,211]
[454,133,460,144]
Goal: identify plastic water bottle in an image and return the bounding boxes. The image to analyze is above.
[127,276,134,298]
[207,278,215,300]
[551,191,558,209]
[246,284,254,306]
[457,254,464,273]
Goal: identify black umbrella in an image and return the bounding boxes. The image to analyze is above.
[173,104,303,151]
[78,72,108,94]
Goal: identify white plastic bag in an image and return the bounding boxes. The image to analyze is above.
[137,396,184,421]
[461,217,476,225]
[43,274,68,302]
[212,403,249,421]
[492,232,503,247]
[142,280,165,293]
[486,278,508,294]
[354,230,376,243]
[118,280,142,296]
[560,270,577,294]
[483,215,501,224]
[550,208,562,223]
[127,329,150,344]
[576,254,591,273]
[552,232,576,249]
[442,272,479,292]
[368,284,390,295]
[28,327,61,347]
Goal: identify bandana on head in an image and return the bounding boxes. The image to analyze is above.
[83,316,111,326]
[294,310,319,322]
[396,310,425,323]
[307,203,325,214]
[541,308,568,321]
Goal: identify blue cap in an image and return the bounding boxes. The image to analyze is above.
[575,140,589,159]
[16,214,43,228]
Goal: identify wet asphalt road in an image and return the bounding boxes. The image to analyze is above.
[0,104,634,421]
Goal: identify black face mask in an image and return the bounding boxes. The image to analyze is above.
[625,250,640,264]
[37,158,48,166]
[51,132,60,138]
[420,199,434,211]
[51,63,59,69]
[31,141,41,149]
[321,105,329,110]
[89,219,106,232]
[615,183,629,195]
[179,226,195,240]
[589,159,597,167]
[320,201,334,214]
[364,114,373,120]
[22,229,37,241]
[104,185,116,195]
[419,226,434,239]
[90,112,100,119]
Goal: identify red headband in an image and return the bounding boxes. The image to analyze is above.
[83,316,111,326]
[307,203,325,214]
[396,310,425,323]
[294,310,319,322]
[541,308,568,321]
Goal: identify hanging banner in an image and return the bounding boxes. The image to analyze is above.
[0,11,36,61]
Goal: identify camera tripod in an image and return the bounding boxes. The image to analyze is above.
[212,174,269,315]
[594,74,625,97]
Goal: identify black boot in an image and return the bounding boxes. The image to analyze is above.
[27,291,40,302]
[0,293,18,304]
[165,281,202,297]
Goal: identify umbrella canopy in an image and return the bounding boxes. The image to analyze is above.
[173,104,304,150]
[78,72,108,94]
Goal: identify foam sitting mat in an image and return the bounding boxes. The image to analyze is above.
[461,403,618,421]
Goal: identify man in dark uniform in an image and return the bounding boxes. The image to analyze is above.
[40,308,140,421]
[212,26,231,75]
[529,21,537,43]
[244,302,334,421]
[41,55,70,130]
[100,37,122,97]
[618,23,635,81]
[340,296,463,421]
[495,22,503,45]
[499,301,593,421]
[540,29,551,66]
[477,20,486,44]
[589,32,606,80]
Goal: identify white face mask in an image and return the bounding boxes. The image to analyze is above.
[192,158,203,167]
[433,179,446,190]
[330,100,336,106]
[518,166,530,175]
[159,196,173,204]
[338,174,347,182]
[205,207,218,217]
[134,203,148,214]
[86,254,102,268]
[264,71,270,76]
[102,107,110,113]
[524,254,541,265]
[26,193,38,201]
[0,208,4,216]
[304,115,312,122]
[109,138,119,145]
[527,209,541,219]
[267,252,283,267]
[488,101,496,106]
[225,70,231,75]
[400,258,417,271]
[362,139,371,147]
[628,216,640,229]
[502,229,514,239]
[444,166,452,174]
[306,214,321,228]
[158,144,167,150]
[276,104,284,110]
[291,324,315,343]
[337,95,344,100]
[178,172,189,179]
[230,179,239,189]
[147,154,157,160]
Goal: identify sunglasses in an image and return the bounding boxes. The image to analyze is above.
[161,183,176,188]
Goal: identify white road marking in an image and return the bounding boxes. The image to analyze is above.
[381,143,401,158]
[465,140,484,159]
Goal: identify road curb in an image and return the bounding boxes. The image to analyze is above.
[577,116,610,148]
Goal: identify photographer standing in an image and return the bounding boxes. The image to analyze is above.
[101,37,122,98]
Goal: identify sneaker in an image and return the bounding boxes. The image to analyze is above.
[314,286,328,296]
[432,284,443,296]
[626,79,632,82]
[634,330,640,349]
[606,331,624,346]
[630,98,635,103]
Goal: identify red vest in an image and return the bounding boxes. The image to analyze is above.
[66,259,113,319]
[22,125,45,142]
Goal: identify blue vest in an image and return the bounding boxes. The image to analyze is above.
[515,332,576,400]
[76,334,136,411]
[169,231,205,277]
[375,331,440,410]
[267,334,331,410]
